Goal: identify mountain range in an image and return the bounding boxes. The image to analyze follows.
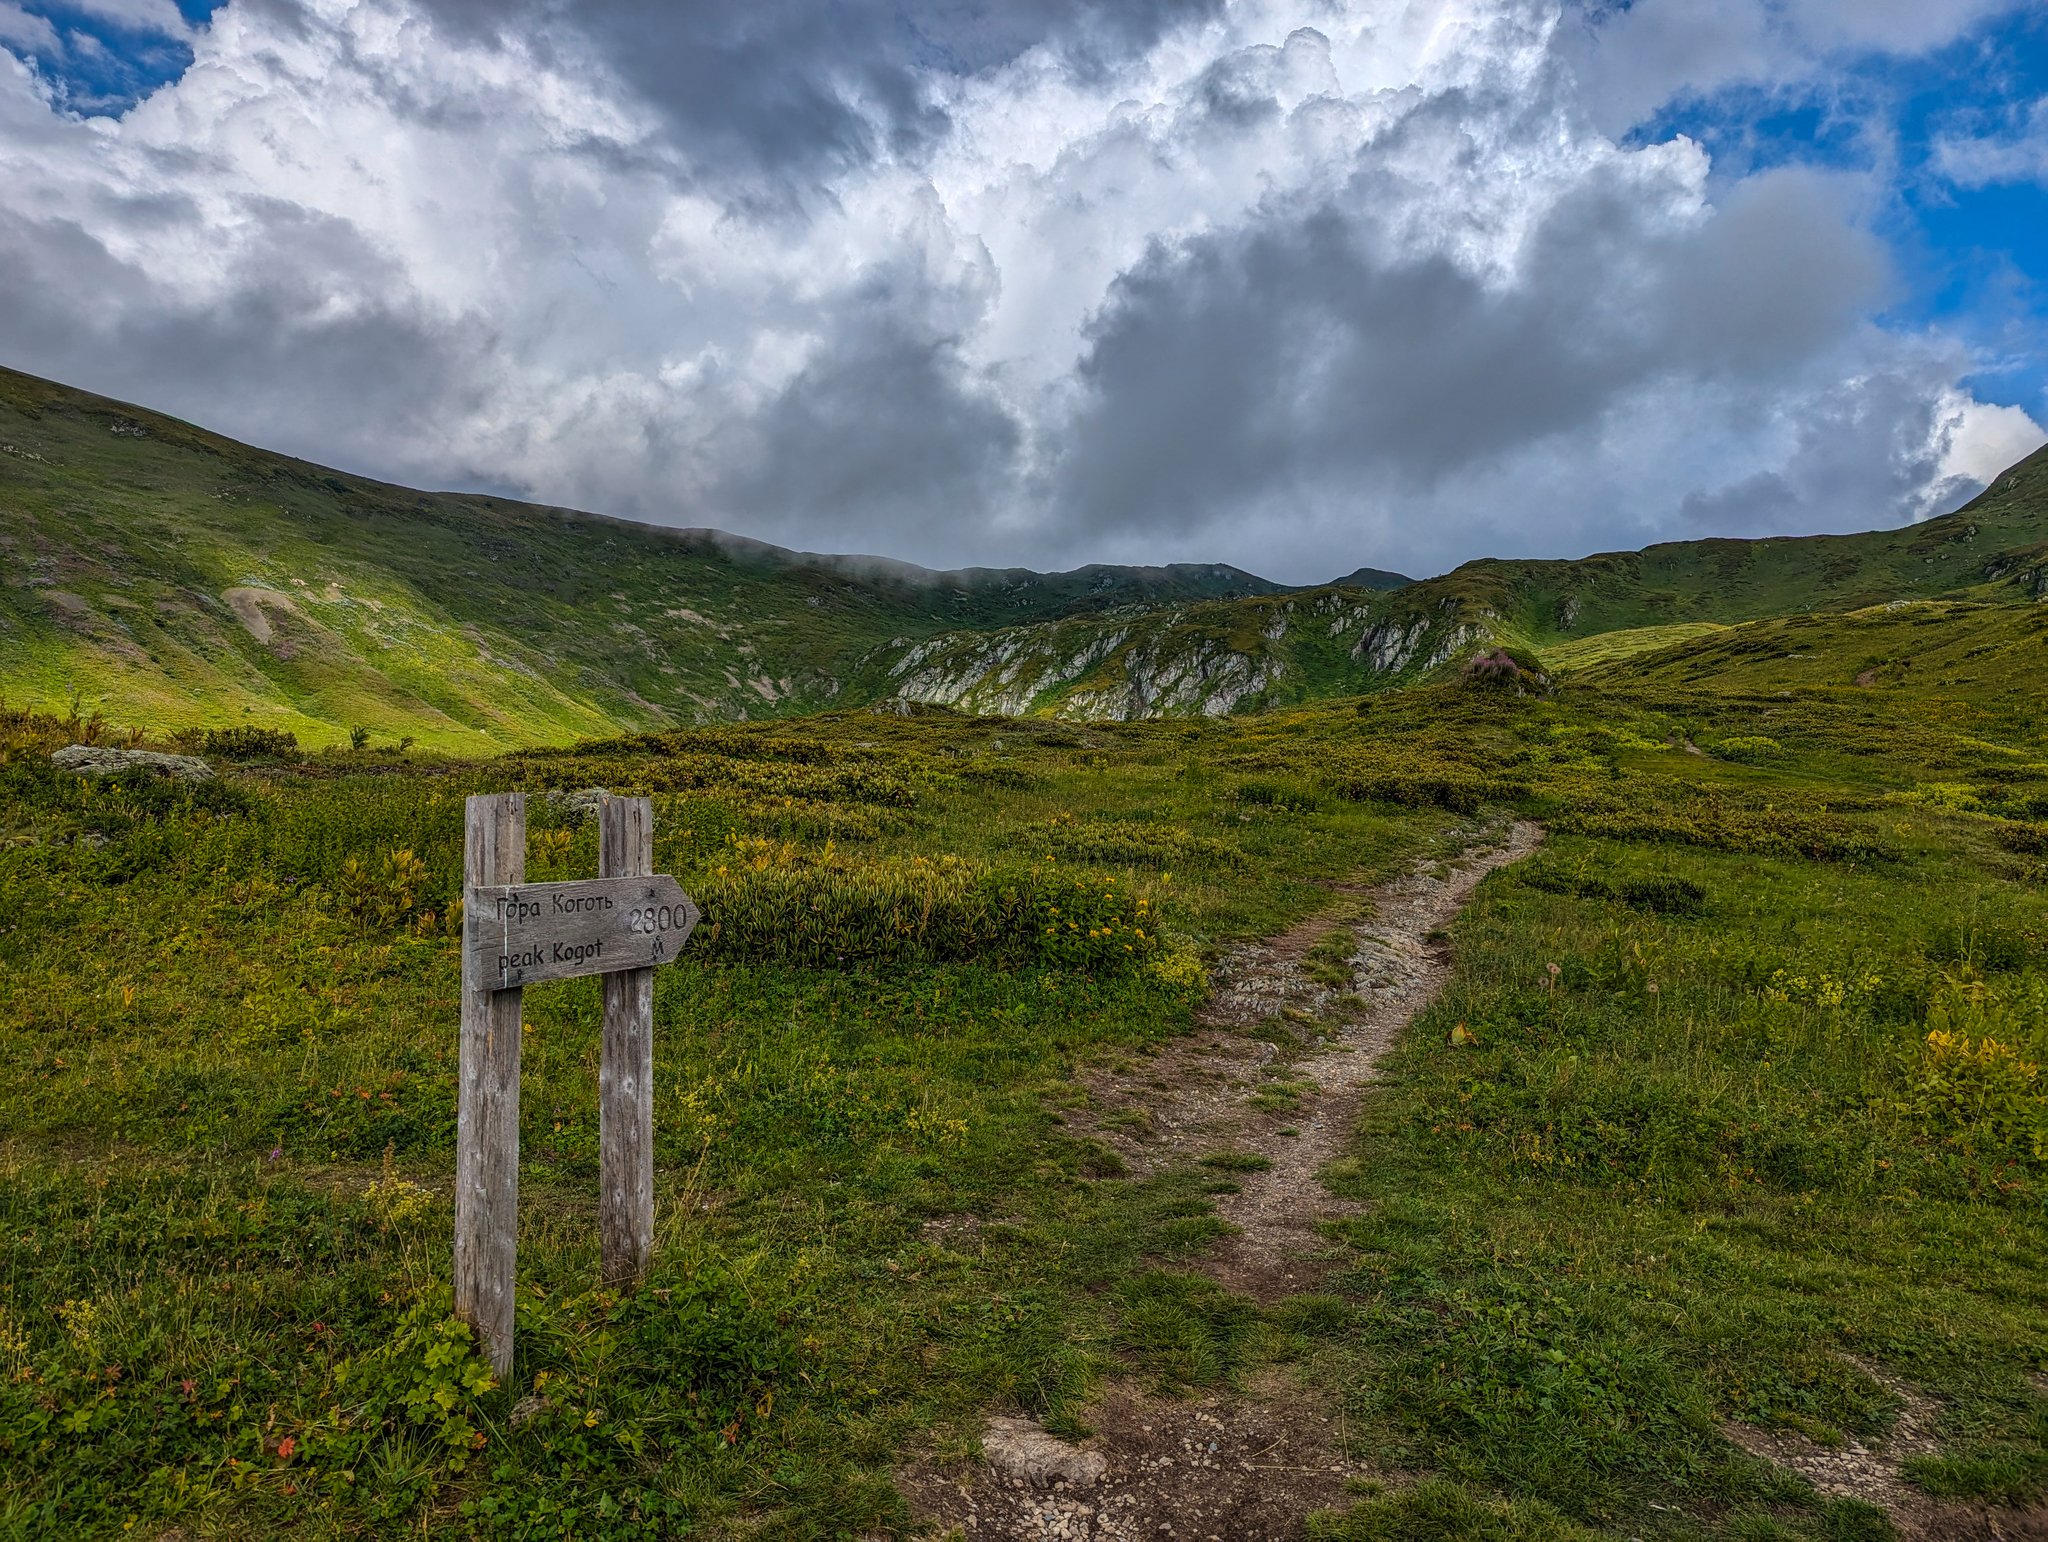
[3,363,2044,746]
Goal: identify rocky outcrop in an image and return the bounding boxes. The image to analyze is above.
[863,584,1502,721]
[1351,616,1429,672]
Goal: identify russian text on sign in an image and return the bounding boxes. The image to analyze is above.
[466,874,699,987]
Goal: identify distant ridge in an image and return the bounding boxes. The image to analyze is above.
[2,362,2042,739]
[1327,566,1412,592]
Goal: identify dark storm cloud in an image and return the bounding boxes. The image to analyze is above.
[705,291,1021,545]
[415,0,1225,185]
[1057,150,1889,539]
[0,196,485,475]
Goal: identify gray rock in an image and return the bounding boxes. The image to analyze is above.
[981,1417,1107,1487]
[51,745,214,782]
[543,786,610,822]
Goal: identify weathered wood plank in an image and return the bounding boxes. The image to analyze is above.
[599,796,656,1290]
[455,791,525,1379]
[466,874,697,987]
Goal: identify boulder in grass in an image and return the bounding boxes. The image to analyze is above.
[981,1417,1107,1487]
[51,745,214,782]
[543,786,611,823]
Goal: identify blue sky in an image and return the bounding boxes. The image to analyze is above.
[1635,4,2048,419]
[0,0,2043,580]
[4,0,225,114]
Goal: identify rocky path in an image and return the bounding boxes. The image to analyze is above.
[897,819,1542,1542]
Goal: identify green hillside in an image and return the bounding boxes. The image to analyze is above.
[0,367,1294,749]
[1421,441,2048,643]
[1576,598,2048,721]
[5,362,2047,738]
[839,443,2048,717]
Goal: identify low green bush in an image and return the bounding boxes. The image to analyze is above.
[1551,806,1892,864]
[1031,814,1246,869]
[1711,735,1784,763]
[1320,764,1528,815]
[1236,778,1326,812]
[692,839,1168,972]
[1617,877,1706,916]
[203,725,300,760]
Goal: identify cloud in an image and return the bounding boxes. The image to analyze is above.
[1558,0,2031,135]
[0,0,2037,583]
[1934,97,2048,187]
[0,6,60,56]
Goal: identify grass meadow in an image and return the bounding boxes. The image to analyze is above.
[0,669,2044,1540]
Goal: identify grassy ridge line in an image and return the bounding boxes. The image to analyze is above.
[807,446,2048,719]
[9,365,2048,738]
[0,366,1289,749]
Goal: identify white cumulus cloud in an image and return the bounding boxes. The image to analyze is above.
[0,0,2039,581]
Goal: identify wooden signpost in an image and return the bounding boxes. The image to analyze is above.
[455,792,698,1377]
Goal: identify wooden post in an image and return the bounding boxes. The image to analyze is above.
[599,795,655,1289]
[456,792,524,1379]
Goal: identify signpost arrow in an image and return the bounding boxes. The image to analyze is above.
[466,873,698,988]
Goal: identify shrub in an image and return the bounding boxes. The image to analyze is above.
[1993,820,2048,855]
[330,1305,498,1474]
[1515,864,1703,913]
[1551,806,1892,864]
[1711,735,1784,763]
[1319,763,1529,815]
[691,839,1164,972]
[1460,647,1552,697]
[1032,813,1247,869]
[1889,1022,2046,1162]
[1236,779,1325,812]
[1617,878,1706,916]
[1926,922,2035,973]
[524,753,920,807]
[337,847,450,933]
[203,725,299,760]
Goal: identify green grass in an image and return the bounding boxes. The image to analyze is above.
[4,616,2048,1539]
[1539,622,1731,673]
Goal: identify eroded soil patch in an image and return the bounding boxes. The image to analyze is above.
[1726,1358,2048,1541]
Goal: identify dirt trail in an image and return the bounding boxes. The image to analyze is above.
[896,819,1542,1542]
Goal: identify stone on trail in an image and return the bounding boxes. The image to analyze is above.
[51,744,214,782]
[981,1417,1107,1487]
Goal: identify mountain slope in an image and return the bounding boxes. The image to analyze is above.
[866,443,2048,717]
[0,367,1305,746]
[4,361,2044,738]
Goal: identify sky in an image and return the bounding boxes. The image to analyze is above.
[0,0,2044,584]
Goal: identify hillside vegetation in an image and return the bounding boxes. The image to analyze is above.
[880,443,2048,716]
[3,605,2047,1538]
[6,366,2047,742]
[0,368,1299,749]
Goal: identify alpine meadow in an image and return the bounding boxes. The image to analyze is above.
[3,368,2048,1542]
